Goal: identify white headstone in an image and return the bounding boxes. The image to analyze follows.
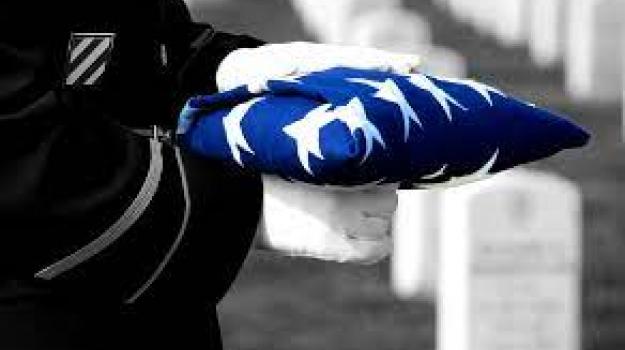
[289,0,334,43]
[419,46,468,78]
[438,169,581,350]
[343,8,467,79]
[468,0,500,36]
[528,0,566,67]
[493,0,528,47]
[391,190,440,300]
[565,0,625,102]
[345,8,466,80]
[289,0,401,44]
[347,8,432,51]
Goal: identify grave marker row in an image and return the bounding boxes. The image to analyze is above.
[528,0,566,68]
[289,0,401,44]
[438,169,581,350]
[391,169,582,350]
[436,0,624,102]
[290,0,467,78]
[564,0,624,102]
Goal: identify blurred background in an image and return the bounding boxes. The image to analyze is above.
[183,0,624,349]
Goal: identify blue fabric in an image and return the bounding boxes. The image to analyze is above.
[177,68,589,187]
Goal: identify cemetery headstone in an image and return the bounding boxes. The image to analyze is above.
[289,0,401,44]
[438,169,581,350]
[565,0,624,102]
[493,0,528,47]
[344,8,466,79]
[419,46,467,79]
[528,0,566,67]
[468,0,500,36]
[347,8,432,51]
[391,190,440,300]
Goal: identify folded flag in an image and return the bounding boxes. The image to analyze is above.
[177,67,589,188]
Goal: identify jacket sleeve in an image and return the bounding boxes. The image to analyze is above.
[175,27,266,97]
[156,0,266,109]
[0,0,264,308]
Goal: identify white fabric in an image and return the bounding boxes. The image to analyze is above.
[258,175,398,264]
[216,41,421,93]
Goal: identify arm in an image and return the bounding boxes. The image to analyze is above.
[0,0,266,305]
[170,12,417,266]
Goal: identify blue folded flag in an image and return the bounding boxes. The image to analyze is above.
[177,67,589,188]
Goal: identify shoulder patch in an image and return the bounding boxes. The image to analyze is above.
[65,33,116,87]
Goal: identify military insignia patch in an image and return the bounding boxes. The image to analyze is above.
[65,33,115,87]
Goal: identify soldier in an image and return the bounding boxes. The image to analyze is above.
[0,0,417,348]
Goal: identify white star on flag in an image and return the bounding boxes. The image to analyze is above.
[348,78,422,141]
[333,98,386,163]
[247,75,303,94]
[283,104,334,174]
[421,164,448,180]
[406,74,467,121]
[283,98,385,174]
[419,149,499,188]
[435,77,505,106]
[223,97,263,165]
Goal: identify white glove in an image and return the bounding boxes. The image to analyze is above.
[216,41,421,93]
[257,175,398,264]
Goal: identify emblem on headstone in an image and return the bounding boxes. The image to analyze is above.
[65,33,115,87]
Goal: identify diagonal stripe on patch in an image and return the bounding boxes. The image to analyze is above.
[71,52,110,86]
[68,38,102,73]
[66,38,111,85]
[84,63,107,86]
[70,37,95,63]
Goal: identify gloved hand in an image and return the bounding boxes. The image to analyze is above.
[216,41,421,93]
[257,175,398,264]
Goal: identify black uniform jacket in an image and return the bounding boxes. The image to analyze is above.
[0,1,264,348]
